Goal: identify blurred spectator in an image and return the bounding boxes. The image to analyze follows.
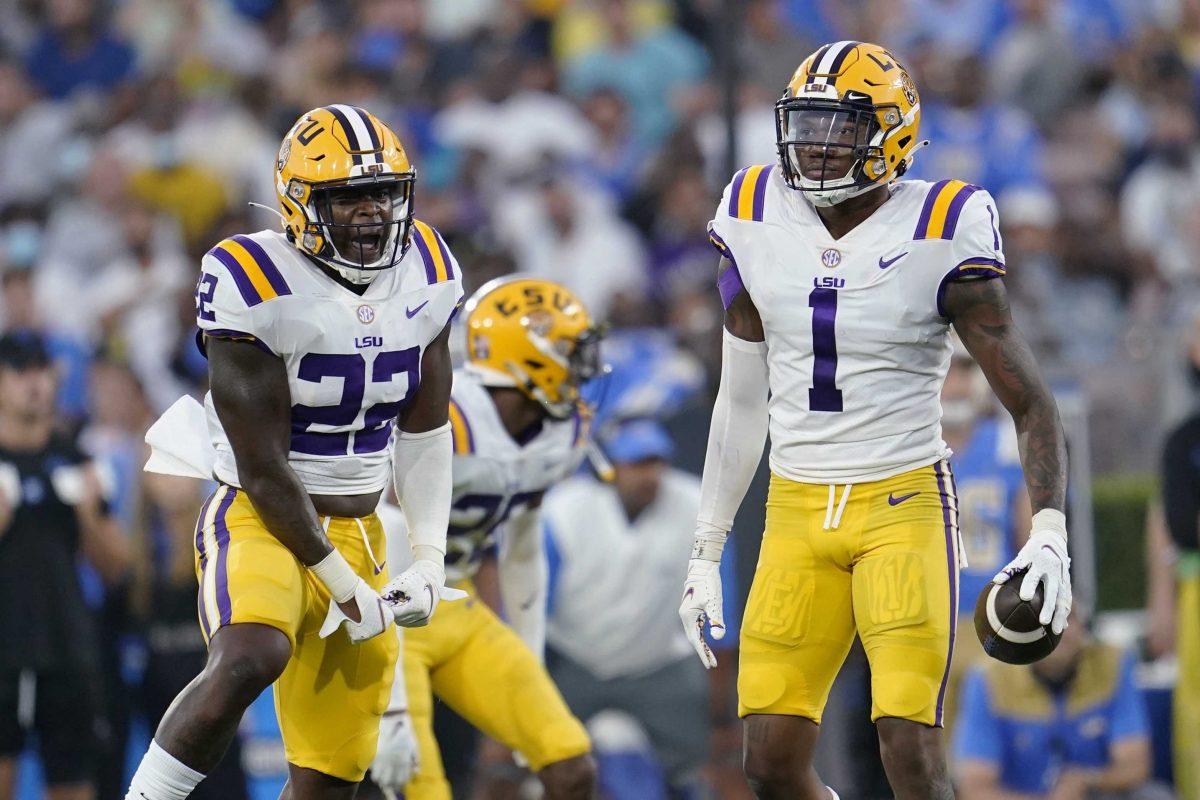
[88,202,191,412]
[0,331,128,800]
[988,0,1086,129]
[1119,102,1200,289]
[885,0,1012,57]
[0,261,93,424]
[1158,315,1200,800]
[23,0,136,100]
[434,46,596,187]
[576,87,649,203]
[954,609,1167,799]
[908,51,1046,196]
[0,57,74,211]
[941,345,1029,732]
[1000,186,1126,375]
[563,0,708,148]
[738,0,813,95]
[495,170,648,322]
[543,419,716,797]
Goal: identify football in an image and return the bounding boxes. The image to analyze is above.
[973,569,1061,665]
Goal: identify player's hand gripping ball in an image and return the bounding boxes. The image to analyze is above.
[974,567,1062,664]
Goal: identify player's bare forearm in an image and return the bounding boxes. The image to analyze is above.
[720,257,765,342]
[945,279,1067,513]
[207,336,334,567]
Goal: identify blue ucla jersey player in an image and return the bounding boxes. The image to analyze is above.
[676,42,1072,800]
[128,106,464,800]
[371,277,602,800]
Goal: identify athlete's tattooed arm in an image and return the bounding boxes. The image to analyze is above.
[945,278,1067,512]
[720,257,765,342]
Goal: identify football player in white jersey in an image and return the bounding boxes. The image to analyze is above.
[676,42,1071,800]
[369,277,601,800]
[126,106,464,800]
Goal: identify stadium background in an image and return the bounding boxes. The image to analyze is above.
[0,0,1196,797]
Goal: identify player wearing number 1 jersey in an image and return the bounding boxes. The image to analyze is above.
[127,106,463,800]
[369,277,600,800]
[676,42,1072,800]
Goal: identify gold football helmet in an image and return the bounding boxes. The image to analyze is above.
[463,277,604,419]
[275,105,415,283]
[777,41,922,206]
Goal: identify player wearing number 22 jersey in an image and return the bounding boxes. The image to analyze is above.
[127,105,465,800]
[677,42,1072,800]
[369,277,601,800]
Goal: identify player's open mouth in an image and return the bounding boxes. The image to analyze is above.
[352,230,385,261]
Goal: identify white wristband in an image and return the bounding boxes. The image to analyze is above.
[1031,508,1067,540]
[310,549,358,603]
[691,526,727,562]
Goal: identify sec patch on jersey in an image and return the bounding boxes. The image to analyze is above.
[974,570,1061,664]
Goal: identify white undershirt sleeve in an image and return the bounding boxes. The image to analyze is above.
[392,422,452,567]
[695,328,770,535]
[498,508,547,660]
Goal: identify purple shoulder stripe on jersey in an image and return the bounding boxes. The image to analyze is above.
[432,228,456,280]
[208,245,262,306]
[411,228,439,284]
[751,165,772,222]
[213,488,237,627]
[231,235,292,297]
[933,460,959,728]
[941,184,981,240]
[914,179,950,240]
[935,261,1006,319]
[728,167,750,217]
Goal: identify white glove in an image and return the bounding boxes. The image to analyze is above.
[679,531,727,669]
[318,577,393,644]
[382,558,467,627]
[370,709,420,793]
[992,509,1072,635]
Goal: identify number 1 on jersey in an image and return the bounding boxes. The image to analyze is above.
[808,288,843,412]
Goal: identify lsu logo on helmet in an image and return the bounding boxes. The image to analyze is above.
[275,105,416,283]
[776,41,923,206]
[463,277,605,420]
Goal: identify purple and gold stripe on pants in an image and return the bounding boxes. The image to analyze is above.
[196,484,238,640]
[932,460,961,727]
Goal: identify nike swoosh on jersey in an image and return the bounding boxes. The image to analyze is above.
[888,491,920,506]
[878,251,909,269]
[405,300,429,318]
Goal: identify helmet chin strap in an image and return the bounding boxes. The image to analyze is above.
[248,201,287,225]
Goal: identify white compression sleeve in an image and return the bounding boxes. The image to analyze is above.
[393,421,452,565]
[498,508,547,659]
[696,328,770,534]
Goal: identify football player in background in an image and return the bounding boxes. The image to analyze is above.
[677,42,1071,799]
[126,106,464,800]
[940,341,1030,732]
[368,277,600,800]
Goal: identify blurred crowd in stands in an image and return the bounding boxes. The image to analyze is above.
[3,0,1200,797]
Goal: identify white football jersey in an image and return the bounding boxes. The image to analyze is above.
[195,222,464,495]
[709,165,1006,484]
[442,370,588,582]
